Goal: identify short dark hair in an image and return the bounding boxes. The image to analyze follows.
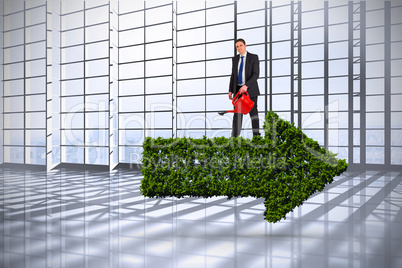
[235,38,246,45]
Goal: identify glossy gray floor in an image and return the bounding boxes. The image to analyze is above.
[0,168,401,268]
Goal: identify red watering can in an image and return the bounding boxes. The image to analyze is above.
[218,91,254,116]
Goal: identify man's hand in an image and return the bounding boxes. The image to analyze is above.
[228,92,233,100]
[239,85,248,94]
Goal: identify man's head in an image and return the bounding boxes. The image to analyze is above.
[235,38,247,56]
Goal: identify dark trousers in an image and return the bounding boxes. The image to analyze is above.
[231,86,260,137]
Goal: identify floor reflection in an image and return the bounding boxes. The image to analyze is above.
[0,168,401,268]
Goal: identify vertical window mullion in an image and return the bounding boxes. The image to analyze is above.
[324,2,329,150]
[23,1,26,164]
[1,1,4,164]
[269,2,272,112]
[297,1,302,128]
[348,1,354,165]
[108,1,112,169]
[59,4,62,163]
[384,1,391,167]
[46,1,50,170]
[291,2,295,124]
[173,2,175,139]
[174,1,177,138]
[204,2,206,136]
[265,1,268,115]
[234,2,237,55]
[360,2,366,167]
[143,2,146,141]
[83,2,86,163]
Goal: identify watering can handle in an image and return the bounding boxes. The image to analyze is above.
[232,91,248,105]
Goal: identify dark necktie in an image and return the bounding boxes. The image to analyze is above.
[238,56,244,85]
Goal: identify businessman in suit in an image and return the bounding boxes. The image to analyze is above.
[228,38,260,137]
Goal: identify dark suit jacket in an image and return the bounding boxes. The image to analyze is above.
[229,51,260,98]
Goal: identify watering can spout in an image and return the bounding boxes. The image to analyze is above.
[218,91,254,116]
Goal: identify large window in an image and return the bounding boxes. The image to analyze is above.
[327,2,350,163]
[59,0,110,165]
[1,0,401,170]
[176,1,235,139]
[118,0,173,165]
[2,0,48,165]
